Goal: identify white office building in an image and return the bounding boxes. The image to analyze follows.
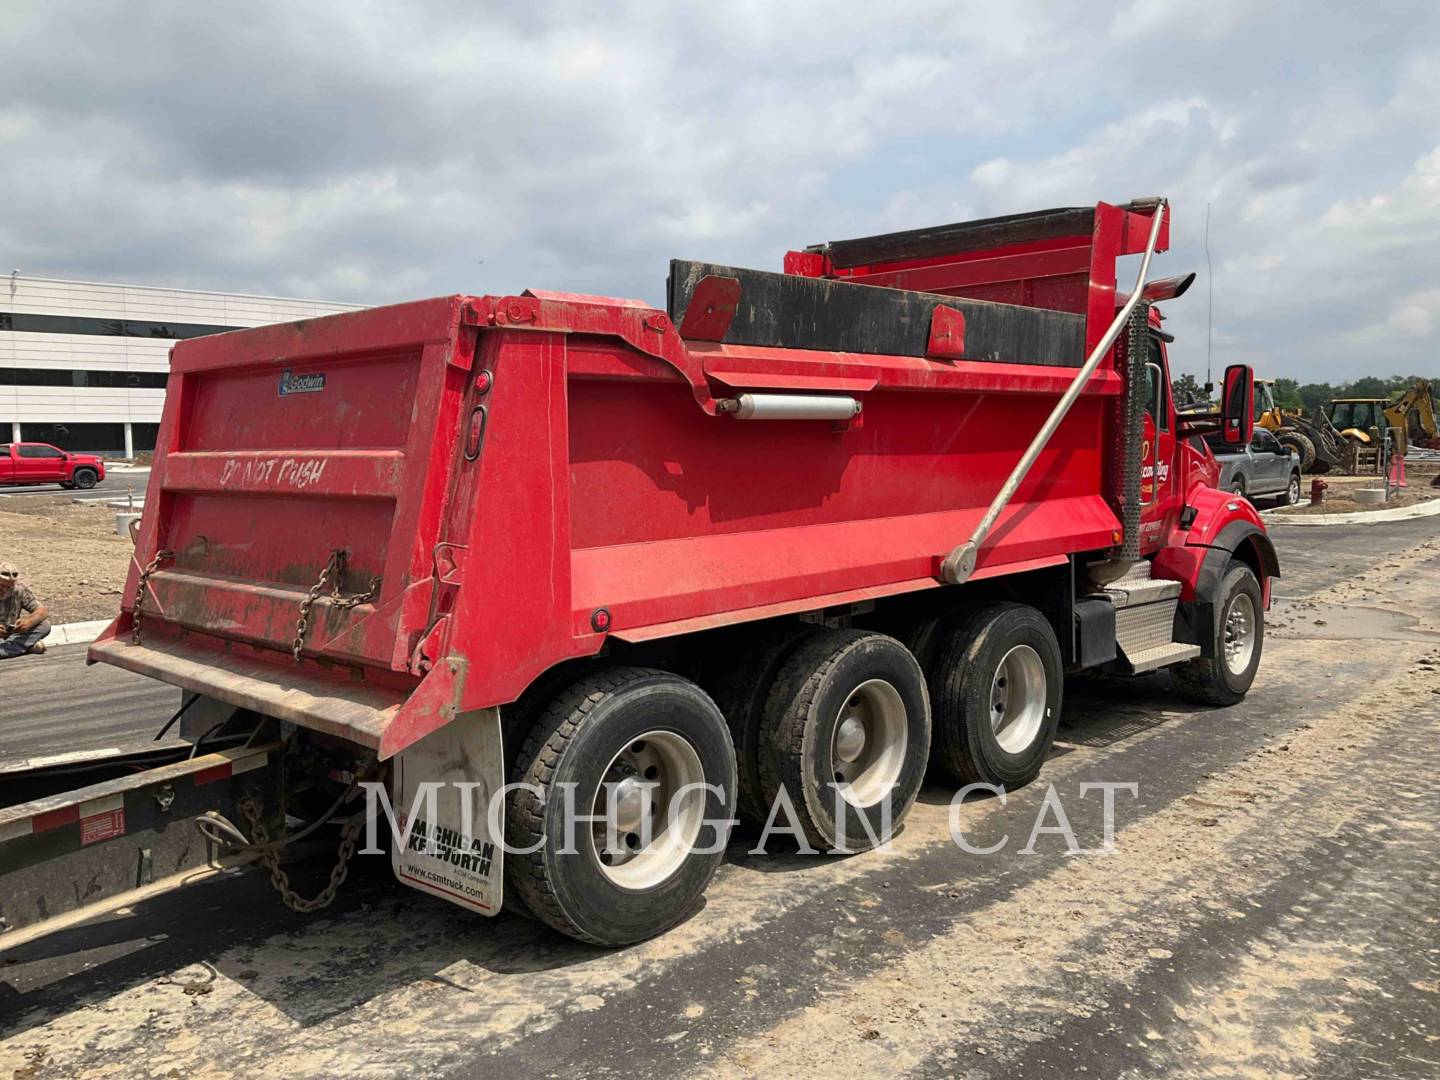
[1,274,363,457]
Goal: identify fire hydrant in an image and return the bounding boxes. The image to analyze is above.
[1309,477,1328,505]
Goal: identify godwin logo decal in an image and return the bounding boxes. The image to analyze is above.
[279,369,326,396]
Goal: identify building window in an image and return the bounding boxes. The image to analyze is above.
[0,311,238,340]
[132,423,161,452]
[0,369,169,388]
[19,423,128,454]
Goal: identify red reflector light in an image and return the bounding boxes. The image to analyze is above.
[465,405,488,461]
[474,369,493,395]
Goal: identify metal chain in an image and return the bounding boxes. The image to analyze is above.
[131,549,175,646]
[241,797,367,914]
[292,549,382,662]
[234,750,378,912]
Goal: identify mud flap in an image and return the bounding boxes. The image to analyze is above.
[390,707,504,916]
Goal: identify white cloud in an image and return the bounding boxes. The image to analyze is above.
[0,1,1435,388]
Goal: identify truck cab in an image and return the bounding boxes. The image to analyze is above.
[1327,398,1388,443]
[0,442,106,489]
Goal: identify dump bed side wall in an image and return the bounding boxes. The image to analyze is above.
[442,325,1123,714]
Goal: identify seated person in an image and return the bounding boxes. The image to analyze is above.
[0,562,51,658]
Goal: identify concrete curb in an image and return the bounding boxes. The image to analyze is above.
[1264,496,1440,526]
[50,619,112,646]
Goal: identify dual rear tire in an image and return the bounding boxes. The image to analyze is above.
[504,607,1065,946]
[506,668,736,947]
[756,631,931,851]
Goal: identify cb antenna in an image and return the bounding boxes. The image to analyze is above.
[1204,202,1213,388]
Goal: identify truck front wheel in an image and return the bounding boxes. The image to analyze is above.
[1172,561,1264,706]
[757,630,930,852]
[505,667,736,946]
[927,603,1062,790]
[72,469,98,489]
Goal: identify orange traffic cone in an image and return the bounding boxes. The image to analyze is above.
[1389,451,1407,489]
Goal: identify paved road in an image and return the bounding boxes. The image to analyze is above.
[0,643,181,769]
[0,468,150,502]
[1,520,1437,1078]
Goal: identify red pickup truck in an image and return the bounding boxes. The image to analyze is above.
[0,442,106,489]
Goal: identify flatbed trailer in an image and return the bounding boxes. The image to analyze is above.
[1,197,1277,947]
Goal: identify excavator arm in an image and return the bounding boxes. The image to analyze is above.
[1387,379,1439,449]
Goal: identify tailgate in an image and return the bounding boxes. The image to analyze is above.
[120,297,474,673]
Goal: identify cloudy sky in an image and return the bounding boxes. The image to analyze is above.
[3,1,1438,383]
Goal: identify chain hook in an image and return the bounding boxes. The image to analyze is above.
[292,549,382,663]
[131,549,176,646]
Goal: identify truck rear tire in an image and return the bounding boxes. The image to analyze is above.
[1171,561,1263,706]
[698,625,818,829]
[505,667,736,947]
[928,603,1062,790]
[757,630,930,852]
[72,468,98,489]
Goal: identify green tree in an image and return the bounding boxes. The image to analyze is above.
[1340,376,1389,398]
[1297,383,1333,414]
[1272,377,1302,408]
[1172,373,1205,406]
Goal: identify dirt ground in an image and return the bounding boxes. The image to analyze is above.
[1270,461,1440,515]
[0,497,132,622]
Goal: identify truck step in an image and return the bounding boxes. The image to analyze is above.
[1114,595,1180,655]
[1124,641,1202,674]
[1105,577,1182,609]
[1102,560,1183,610]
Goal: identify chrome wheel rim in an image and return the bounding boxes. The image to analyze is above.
[830,678,907,809]
[1289,475,1301,504]
[990,645,1046,754]
[592,730,705,890]
[1222,592,1257,676]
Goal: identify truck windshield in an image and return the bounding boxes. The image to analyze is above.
[1331,402,1379,430]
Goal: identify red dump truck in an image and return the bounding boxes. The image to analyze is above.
[0,198,1275,948]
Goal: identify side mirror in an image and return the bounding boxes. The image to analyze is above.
[1221,364,1254,446]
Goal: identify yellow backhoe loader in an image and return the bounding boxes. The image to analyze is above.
[1254,380,1344,472]
[1327,380,1439,458]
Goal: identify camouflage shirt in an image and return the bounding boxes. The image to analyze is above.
[0,583,39,628]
